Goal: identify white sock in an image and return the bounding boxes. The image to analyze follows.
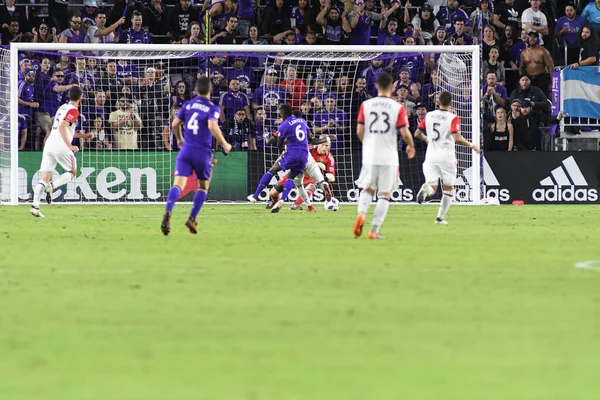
[437,190,453,220]
[51,172,74,190]
[33,180,47,208]
[296,185,312,206]
[425,184,435,196]
[357,190,373,216]
[371,197,390,233]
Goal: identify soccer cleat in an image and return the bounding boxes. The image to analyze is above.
[30,206,45,218]
[435,218,448,225]
[322,182,333,202]
[416,185,428,204]
[368,231,385,239]
[185,217,197,234]
[270,199,284,213]
[306,205,317,213]
[290,203,301,211]
[45,182,53,204]
[247,194,258,203]
[353,214,365,238]
[266,199,275,209]
[161,213,171,235]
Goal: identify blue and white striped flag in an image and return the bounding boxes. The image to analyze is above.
[563,66,600,119]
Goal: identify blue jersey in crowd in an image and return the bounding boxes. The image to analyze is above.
[177,96,221,152]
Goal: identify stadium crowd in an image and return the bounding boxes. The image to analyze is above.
[5,0,595,152]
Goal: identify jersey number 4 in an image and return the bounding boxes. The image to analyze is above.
[368,111,390,134]
[187,112,200,135]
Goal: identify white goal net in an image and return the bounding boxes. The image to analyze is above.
[2,44,480,205]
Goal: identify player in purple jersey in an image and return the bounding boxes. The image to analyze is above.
[161,77,232,236]
[247,105,316,213]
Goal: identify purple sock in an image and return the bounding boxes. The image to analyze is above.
[165,186,181,214]
[280,179,295,201]
[253,171,273,198]
[190,189,208,219]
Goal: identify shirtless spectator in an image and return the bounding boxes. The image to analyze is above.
[520,30,553,96]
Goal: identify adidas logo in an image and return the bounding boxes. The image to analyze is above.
[455,157,510,202]
[532,156,598,202]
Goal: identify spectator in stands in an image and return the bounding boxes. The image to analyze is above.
[86,58,103,80]
[171,81,190,109]
[569,24,599,69]
[87,11,125,44]
[243,25,269,45]
[98,61,125,104]
[395,84,416,117]
[90,116,111,150]
[167,0,198,43]
[32,22,58,43]
[140,67,169,148]
[470,0,493,34]
[18,58,31,82]
[482,71,508,122]
[449,17,473,44]
[59,12,87,43]
[436,0,471,32]
[313,94,346,148]
[116,59,139,85]
[1,17,25,45]
[273,29,296,44]
[409,3,439,44]
[378,17,403,45]
[253,107,273,148]
[66,58,96,103]
[486,106,513,151]
[556,4,586,66]
[343,0,382,45]
[119,10,152,44]
[109,97,143,150]
[0,0,30,36]
[582,0,600,35]
[292,0,312,36]
[512,99,541,151]
[219,78,251,123]
[18,69,38,150]
[493,1,519,40]
[335,75,351,105]
[198,56,227,98]
[227,56,255,100]
[83,89,110,124]
[146,0,168,39]
[393,67,420,103]
[393,38,426,89]
[33,58,52,150]
[482,46,506,85]
[223,108,253,150]
[210,15,238,44]
[431,25,447,45]
[351,76,371,117]
[181,21,203,44]
[108,0,148,32]
[305,75,330,100]
[508,98,521,123]
[56,55,72,76]
[206,0,238,33]
[361,58,384,95]
[481,24,498,61]
[521,0,548,46]
[317,1,345,44]
[260,0,291,37]
[509,27,528,68]
[519,30,553,95]
[498,24,517,68]
[253,69,287,120]
[81,0,99,27]
[508,75,548,116]
[280,65,307,110]
[236,0,254,37]
[421,69,442,108]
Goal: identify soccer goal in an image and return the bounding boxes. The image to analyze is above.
[1,43,480,205]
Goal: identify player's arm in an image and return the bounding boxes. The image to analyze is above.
[208,119,232,154]
[356,103,365,142]
[58,120,79,152]
[172,116,184,145]
[450,116,480,152]
[414,128,428,143]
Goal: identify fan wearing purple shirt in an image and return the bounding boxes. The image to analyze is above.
[118,10,152,44]
[59,14,87,43]
[343,0,379,46]
[556,4,586,65]
[312,93,346,150]
[161,76,232,236]
[218,78,251,124]
[17,69,37,150]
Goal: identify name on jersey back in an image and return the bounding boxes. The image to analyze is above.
[371,101,392,109]
[188,103,210,112]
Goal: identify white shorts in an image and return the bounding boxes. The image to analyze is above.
[303,155,325,183]
[355,164,399,193]
[40,151,77,173]
[423,159,457,186]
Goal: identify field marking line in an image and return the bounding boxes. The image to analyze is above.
[574,260,600,272]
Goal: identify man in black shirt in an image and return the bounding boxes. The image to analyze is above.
[210,15,238,44]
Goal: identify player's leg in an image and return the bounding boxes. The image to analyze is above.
[293,181,315,209]
[162,152,191,235]
[353,165,376,238]
[293,176,315,212]
[368,166,397,239]
[31,153,57,217]
[436,162,457,224]
[417,161,438,204]
[45,152,77,204]
[267,182,284,209]
[186,160,213,234]
[271,165,303,213]
[248,156,283,203]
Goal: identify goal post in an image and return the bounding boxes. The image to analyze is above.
[3,43,481,205]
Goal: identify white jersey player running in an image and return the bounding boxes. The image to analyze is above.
[30,86,83,218]
[414,91,480,224]
[353,72,415,239]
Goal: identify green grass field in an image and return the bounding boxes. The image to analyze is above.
[1,204,599,400]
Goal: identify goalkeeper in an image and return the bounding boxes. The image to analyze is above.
[268,135,336,210]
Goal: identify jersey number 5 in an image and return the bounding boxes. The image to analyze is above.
[368,111,390,134]
[431,122,441,141]
[187,112,199,135]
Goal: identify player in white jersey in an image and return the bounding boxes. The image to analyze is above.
[414,91,480,224]
[353,72,415,239]
[30,86,83,218]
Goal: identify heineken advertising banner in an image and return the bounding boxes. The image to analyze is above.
[15,152,248,202]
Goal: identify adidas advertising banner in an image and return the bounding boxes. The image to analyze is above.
[485,153,600,204]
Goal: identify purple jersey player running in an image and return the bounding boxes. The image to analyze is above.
[248,105,314,213]
[161,76,232,235]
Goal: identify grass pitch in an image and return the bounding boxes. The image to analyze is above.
[1,204,599,400]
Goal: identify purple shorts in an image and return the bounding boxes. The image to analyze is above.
[175,147,212,180]
[18,115,27,131]
[277,150,307,179]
